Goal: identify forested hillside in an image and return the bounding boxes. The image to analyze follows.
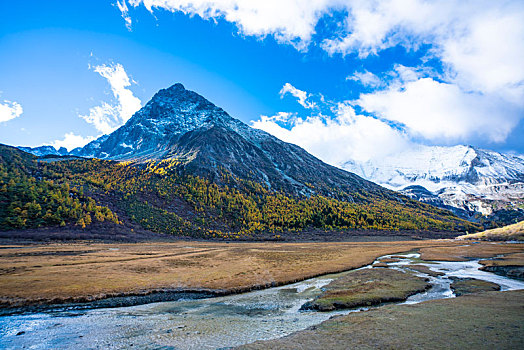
[0,145,481,239]
[0,146,119,230]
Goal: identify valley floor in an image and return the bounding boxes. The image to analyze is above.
[1,240,522,311]
[1,239,523,349]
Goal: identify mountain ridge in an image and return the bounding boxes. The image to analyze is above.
[17,84,523,227]
[3,83,479,239]
[70,83,390,199]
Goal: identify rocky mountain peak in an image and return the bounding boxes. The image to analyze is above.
[129,83,231,128]
[65,84,242,160]
[167,82,185,91]
[151,83,194,105]
[59,83,386,199]
[150,83,217,110]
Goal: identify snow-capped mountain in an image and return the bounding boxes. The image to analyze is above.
[69,83,390,199]
[6,83,481,235]
[69,83,252,160]
[17,145,69,157]
[342,145,524,217]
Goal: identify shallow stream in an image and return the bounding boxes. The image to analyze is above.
[1,252,523,349]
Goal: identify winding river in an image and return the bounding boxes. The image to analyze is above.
[1,253,523,349]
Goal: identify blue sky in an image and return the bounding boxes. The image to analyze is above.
[1,0,523,164]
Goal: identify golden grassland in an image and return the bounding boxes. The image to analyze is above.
[239,290,524,350]
[1,240,523,307]
[458,220,524,241]
[480,252,524,267]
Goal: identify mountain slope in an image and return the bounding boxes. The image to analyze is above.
[342,145,524,220]
[18,85,522,225]
[1,143,479,238]
[4,84,482,239]
[72,83,388,200]
[458,220,524,241]
[0,144,119,231]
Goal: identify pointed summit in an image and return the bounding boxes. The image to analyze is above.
[168,82,185,91]
[72,83,237,160]
[153,83,186,99]
[144,82,221,118]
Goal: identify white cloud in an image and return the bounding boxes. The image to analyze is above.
[321,0,451,57]
[347,70,382,88]
[261,111,297,123]
[80,102,120,135]
[252,104,410,165]
[50,132,96,151]
[0,100,23,123]
[390,65,424,83]
[80,63,142,134]
[439,6,524,105]
[122,0,524,145]
[279,83,317,109]
[117,0,133,30]
[323,1,524,136]
[357,77,520,143]
[124,0,337,49]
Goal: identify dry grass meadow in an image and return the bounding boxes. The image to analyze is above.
[1,240,523,307]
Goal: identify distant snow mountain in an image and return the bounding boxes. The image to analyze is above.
[341,145,524,218]
[17,145,69,157]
